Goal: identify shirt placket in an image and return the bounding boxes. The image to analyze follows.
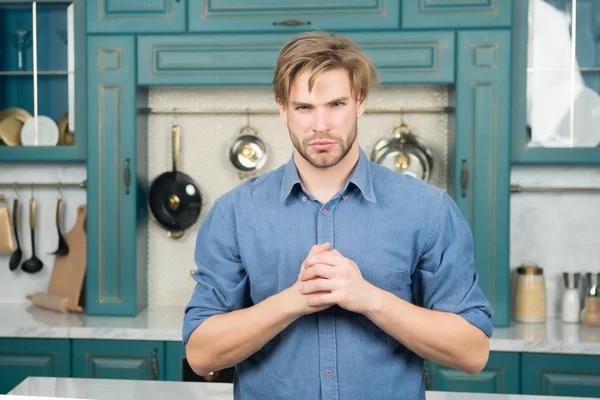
[316,196,341,400]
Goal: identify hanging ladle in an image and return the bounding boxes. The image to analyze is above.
[22,196,43,274]
[50,197,69,256]
[9,198,22,271]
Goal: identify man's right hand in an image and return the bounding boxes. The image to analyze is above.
[280,242,334,317]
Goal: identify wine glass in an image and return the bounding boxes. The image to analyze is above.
[13,29,31,71]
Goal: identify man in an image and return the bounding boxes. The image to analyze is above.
[183,31,493,400]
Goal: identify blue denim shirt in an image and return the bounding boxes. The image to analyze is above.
[183,148,493,400]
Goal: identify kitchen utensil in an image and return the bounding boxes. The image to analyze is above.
[0,195,15,254]
[9,198,22,271]
[370,122,433,182]
[48,205,86,309]
[0,107,32,146]
[21,197,43,274]
[514,264,546,323]
[50,198,69,256]
[229,124,268,179]
[57,113,74,145]
[148,123,202,239]
[561,272,581,324]
[20,116,60,146]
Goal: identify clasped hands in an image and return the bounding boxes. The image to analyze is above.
[292,242,379,316]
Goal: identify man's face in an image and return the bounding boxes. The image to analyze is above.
[278,68,366,169]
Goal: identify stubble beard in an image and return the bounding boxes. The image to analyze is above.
[289,121,358,169]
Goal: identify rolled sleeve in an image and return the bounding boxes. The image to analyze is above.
[182,200,249,344]
[412,192,494,338]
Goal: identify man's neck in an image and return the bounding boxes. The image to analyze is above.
[294,145,360,205]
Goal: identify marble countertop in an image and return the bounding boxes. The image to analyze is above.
[2,303,600,355]
[7,377,598,400]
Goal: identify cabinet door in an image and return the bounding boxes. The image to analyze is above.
[0,339,70,394]
[165,342,185,381]
[402,0,511,29]
[188,0,399,32]
[426,352,520,394]
[455,30,511,327]
[522,353,600,398]
[72,340,164,380]
[86,36,148,316]
[138,31,454,86]
[86,0,186,33]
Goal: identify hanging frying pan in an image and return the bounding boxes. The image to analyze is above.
[370,122,434,182]
[148,123,202,239]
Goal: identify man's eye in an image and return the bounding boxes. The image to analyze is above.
[332,102,345,107]
[296,105,309,110]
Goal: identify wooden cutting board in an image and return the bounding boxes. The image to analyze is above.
[48,205,86,308]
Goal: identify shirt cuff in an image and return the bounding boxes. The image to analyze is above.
[182,309,209,344]
[458,309,494,338]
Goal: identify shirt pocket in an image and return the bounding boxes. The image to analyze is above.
[347,262,412,334]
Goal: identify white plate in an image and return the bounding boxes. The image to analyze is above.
[20,116,59,146]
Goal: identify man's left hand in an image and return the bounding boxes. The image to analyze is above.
[297,249,379,315]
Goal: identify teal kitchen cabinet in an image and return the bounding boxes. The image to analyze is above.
[426,352,520,394]
[137,31,455,86]
[165,342,186,381]
[86,0,186,34]
[187,0,399,33]
[455,30,511,327]
[522,353,600,398]
[511,0,600,164]
[402,0,512,29]
[86,36,149,316]
[0,339,70,394]
[0,0,87,162]
[72,340,164,380]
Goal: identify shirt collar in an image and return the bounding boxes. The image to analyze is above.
[279,148,376,204]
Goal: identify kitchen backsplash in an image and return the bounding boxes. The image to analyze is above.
[146,85,450,307]
[1,86,599,322]
[0,163,86,302]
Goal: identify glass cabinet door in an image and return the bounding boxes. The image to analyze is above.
[0,1,84,162]
[513,0,600,163]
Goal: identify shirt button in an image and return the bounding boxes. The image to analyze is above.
[342,195,348,200]
[325,369,332,376]
[322,209,328,215]
[302,196,307,202]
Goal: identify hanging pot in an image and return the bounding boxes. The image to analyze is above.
[148,124,202,239]
[370,122,434,182]
[229,124,268,180]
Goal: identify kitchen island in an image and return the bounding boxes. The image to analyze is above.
[6,378,600,400]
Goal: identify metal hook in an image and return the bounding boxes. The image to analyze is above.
[245,107,250,127]
[12,183,19,199]
[172,107,179,127]
[57,182,63,199]
[30,183,34,200]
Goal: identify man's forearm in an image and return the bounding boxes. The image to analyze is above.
[185,292,299,375]
[364,287,490,375]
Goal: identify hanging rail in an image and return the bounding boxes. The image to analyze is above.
[0,180,87,190]
[511,184,600,193]
[139,106,454,116]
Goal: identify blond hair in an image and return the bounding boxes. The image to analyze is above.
[273,32,377,106]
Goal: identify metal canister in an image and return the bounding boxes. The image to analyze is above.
[514,265,547,323]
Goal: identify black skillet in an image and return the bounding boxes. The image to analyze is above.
[148,124,202,239]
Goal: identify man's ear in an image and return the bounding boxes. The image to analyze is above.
[277,98,288,124]
[356,97,367,118]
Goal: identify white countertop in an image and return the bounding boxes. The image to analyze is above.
[7,377,598,400]
[2,303,600,355]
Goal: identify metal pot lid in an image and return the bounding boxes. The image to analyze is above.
[229,125,268,172]
[370,122,433,182]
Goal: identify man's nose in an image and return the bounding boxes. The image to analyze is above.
[312,109,330,133]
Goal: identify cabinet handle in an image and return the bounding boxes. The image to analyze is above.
[152,348,158,380]
[461,159,468,198]
[272,19,311,26]
[124,158,130,195]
